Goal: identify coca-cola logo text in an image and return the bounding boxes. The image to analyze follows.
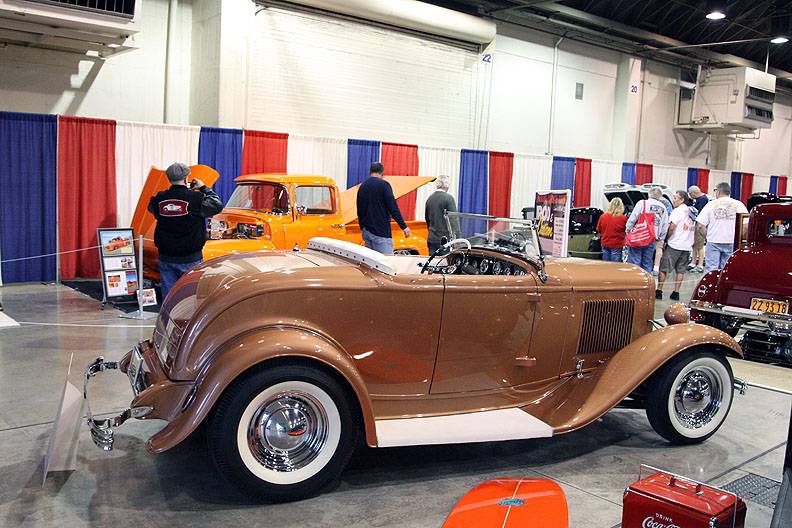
[642,515,681,528]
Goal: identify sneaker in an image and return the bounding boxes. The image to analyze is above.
[655,289,663,300]
[670,291,680,301]
[686,264,696,271]
[694,266,704,273]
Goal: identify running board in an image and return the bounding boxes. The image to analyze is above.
[374,408,554,448]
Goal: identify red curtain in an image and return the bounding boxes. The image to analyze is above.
[697,168,710,193]
[779,176,788,196]
[241,130,288,174]
[57,116,117,279]
[381,142,419,220]
[636,163,653,185]
[741,173,754,203]
[489,152,514,216]
[573,157,592,207]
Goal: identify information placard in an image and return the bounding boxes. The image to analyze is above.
[97,228,138,300]
[535,190,571,257]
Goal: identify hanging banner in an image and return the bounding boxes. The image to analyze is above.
[97,228,138,300]
[535,190,571,257]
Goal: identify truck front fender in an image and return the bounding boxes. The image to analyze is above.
[146,325,376,453]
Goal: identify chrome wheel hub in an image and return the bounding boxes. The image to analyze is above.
[674,367,723,429]
[247,391,328,472]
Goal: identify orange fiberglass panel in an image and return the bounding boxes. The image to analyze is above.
[130,164,219,240]
[339,175,436,225]
[442,478,568,528]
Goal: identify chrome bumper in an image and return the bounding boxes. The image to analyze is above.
[689,300,792,324]
[84,347,151,451]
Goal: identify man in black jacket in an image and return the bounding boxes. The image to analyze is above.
[148,163,223,300]
[356,162,410,254]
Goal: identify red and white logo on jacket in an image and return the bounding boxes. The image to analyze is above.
[159,199,189,217]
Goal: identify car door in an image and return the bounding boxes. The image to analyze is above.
[429,267,547,394]
[284,185,345,249]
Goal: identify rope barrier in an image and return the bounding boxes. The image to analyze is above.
[0,244,102,264]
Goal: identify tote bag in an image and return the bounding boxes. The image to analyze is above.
[625,201,656,248]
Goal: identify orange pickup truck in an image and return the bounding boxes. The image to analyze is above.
[131,165,433,281]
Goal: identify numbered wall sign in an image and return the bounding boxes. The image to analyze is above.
[630,83,640,95]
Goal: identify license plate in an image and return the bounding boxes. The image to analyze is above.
[750,298,789,314]
[127,347,143,389]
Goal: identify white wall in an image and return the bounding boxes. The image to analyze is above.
[0,0,192,124]
[2,0,792,178]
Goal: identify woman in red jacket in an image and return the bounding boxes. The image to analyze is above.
[597,197,628,262]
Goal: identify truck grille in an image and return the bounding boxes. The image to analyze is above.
[577,299,635,355]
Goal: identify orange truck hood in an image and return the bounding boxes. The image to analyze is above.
[130,165,220,241]
[339,176,436,224]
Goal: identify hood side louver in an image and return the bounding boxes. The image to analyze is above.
[577,299,635,355]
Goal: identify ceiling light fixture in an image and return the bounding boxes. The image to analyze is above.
[706,11,726,20]
[771,36,789,44]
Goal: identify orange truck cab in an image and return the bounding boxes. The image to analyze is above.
[131,165,434,281]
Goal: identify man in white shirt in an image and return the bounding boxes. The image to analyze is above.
[696,182,748,272]
[626,187,670,273]
[658,191,695,301]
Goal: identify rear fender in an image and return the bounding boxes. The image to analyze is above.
[690,271,721,323]
[544,323,741,434]
[145,326,375,453]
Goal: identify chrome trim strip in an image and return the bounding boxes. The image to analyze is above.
[689,300,792,324]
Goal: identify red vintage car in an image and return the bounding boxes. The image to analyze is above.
[689,202,792,364]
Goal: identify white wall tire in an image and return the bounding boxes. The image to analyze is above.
[646,350,734,445]
[208,364,358,501]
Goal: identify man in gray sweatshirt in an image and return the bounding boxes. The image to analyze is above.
[425,175,460,254]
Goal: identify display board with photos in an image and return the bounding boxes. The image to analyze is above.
[535,190,571,258]
[97,228,138,299]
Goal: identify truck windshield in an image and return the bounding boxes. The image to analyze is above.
[226,183,289,213]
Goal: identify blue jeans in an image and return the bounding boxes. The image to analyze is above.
[158,259,201,301]
[362,228,394,254]
[627,242,656,272]
[705,242,733,272]
[601,246,622,262]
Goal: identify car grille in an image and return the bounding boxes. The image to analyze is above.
[577,299,635,355]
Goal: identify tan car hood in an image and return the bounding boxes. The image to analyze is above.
[131,165,220,241]
[339,176,436,225]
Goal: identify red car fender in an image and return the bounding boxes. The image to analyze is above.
[690,270,721,322]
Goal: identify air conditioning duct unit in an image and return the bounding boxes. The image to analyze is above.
[255,0,496,46]
[0,0,140,57]
[676,66,776,134]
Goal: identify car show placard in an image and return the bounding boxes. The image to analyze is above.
[97,228,137,300]
[535,190,571,257]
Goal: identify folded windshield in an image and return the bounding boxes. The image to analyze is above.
[445,212,542,261]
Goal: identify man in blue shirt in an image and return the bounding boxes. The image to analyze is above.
[687,185,709,272]
[356,162,410,254]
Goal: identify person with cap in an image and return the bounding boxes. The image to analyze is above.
[425,175,460,254]
[696,182,747,272]
[356,162,410,254]
[147,162,223,300]
[687,185,709,272]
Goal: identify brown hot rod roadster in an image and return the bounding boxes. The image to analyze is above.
[85,213,744,501]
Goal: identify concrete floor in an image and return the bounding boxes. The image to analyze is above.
[0,273,788,527]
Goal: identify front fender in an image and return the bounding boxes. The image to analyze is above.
[146,326,376,453]
[543,323,742,434]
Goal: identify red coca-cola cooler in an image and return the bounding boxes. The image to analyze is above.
[623,465,746,528]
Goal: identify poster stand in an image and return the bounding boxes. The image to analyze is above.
[534,190,571,257]
[119,235,157,320]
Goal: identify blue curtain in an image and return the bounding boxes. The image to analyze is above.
[770,175,778,195]
[621,162,637,185]
[730,171,742,201]
[458,149,489,236]
[346,139,381,189]
[686,167,698,189]
[0,112,57,283]
[551,156,576,204]
[198,127,243,204]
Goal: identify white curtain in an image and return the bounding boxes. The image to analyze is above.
[753,174,772,193]
[590,159,622,211]
[115,121,200,227]
[416,146,461,221]
[709,170,730,191]
[286,135,348,190]
[653,164,688,193]
[510,153,552,218]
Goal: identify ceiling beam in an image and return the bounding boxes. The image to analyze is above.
[526,3,792,78]
[485,0,559,16]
